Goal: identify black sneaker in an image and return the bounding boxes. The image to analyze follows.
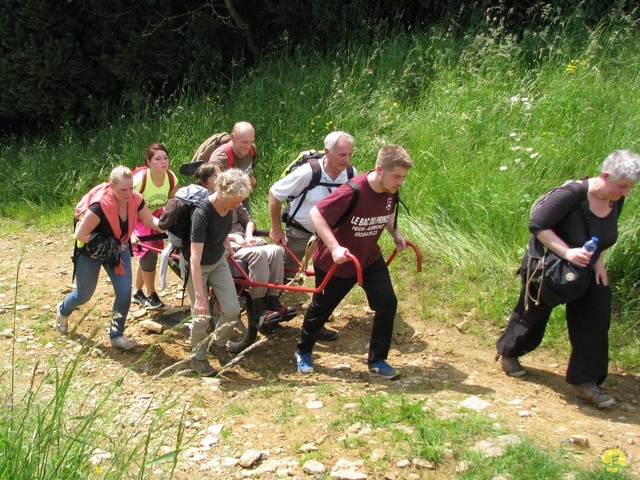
[146,292,165,310]
[132,290,150,307]
[499,355,527,377]
[318,326,338,342]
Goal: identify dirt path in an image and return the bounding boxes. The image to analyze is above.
[2,227,639,478]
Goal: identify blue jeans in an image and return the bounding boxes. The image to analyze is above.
[59,248,132,339]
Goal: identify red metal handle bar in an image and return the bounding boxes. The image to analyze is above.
[229,252,363,294]
[281,242,315,277]
[385,240,422,272]
[139,242,363,293]
[137,243,181,260]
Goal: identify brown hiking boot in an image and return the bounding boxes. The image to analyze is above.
[190,358,217,376]
[572,382,616,408]
[499,355,527,377]
[211,343,233,366]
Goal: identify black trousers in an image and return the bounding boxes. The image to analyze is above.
[496,269,612,385]
[297,257,397,364]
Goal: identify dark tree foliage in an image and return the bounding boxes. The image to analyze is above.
[0,0,225,128]
[0,0,624,129]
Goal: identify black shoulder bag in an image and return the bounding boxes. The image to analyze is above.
[524,185,593,309]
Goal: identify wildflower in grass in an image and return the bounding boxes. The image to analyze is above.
[510,94,532,110]
[509,132,517,137]
[510,146,521,151]
[565,59,582,74]
[500,166,508,171]
[393,102,398,107]
[530,153,539,159]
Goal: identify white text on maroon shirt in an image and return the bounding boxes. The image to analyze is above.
[349,215,391,237]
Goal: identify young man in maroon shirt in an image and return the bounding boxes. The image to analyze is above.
[295,145,414,379]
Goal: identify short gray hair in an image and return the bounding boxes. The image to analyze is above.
[215,168,252,200]
[600,150,640,183]
[324,131,354,152]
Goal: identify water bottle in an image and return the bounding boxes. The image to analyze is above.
[582,236,599,255]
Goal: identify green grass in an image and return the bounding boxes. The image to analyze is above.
[337,391,618,478]
[272,398,300,425]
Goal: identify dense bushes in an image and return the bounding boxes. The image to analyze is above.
[0,0,224,127]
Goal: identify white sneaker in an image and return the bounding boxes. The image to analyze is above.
[110,336,137,350]
[56,302,68,335]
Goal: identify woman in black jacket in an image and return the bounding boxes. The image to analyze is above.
[496,150,640,408]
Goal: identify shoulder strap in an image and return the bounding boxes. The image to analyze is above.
[333,180,360,228]
[307,158,322,189]
[393,193,408,230]
[577,178,592,238]
[136,167,148,194]
[286,158,322,225]
[223,142,235,168]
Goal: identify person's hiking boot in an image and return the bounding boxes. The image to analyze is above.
[572,382,616,408]
[211,343,233,366]
[132,290,150,308]
[190,358,217,377]
[146,292,165,310]
[258,309,281,327]
[295,351,314,374]
[266,295,297,321]
[499,355,527,377]
[55,302,68,335]
[368,360,400,380]
[253,297,281,328]
[318,326,339,342]
[110,336,137,351]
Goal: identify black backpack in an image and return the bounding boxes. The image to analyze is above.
[157,185,209,248]
[280,150,355,226]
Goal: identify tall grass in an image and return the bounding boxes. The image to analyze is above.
[1,4,639,363]
[0,254,186,479]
